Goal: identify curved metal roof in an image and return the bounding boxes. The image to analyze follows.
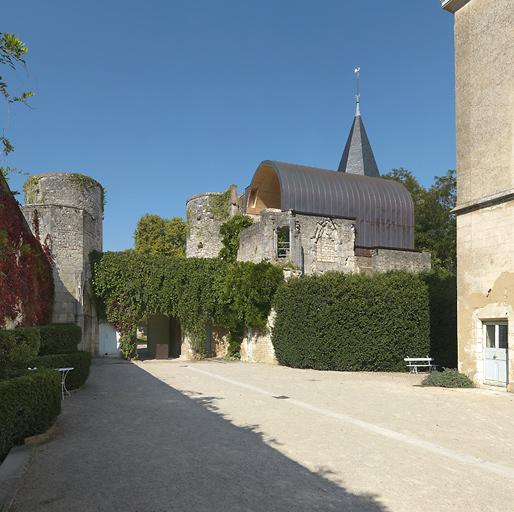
[250,160,415,250]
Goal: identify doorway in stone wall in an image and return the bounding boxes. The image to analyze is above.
[147,314,182,359]
[483,321,508,386]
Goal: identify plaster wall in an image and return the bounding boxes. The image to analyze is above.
[450,0,514,391]
[456,203,514,391]
[453,0,514,206]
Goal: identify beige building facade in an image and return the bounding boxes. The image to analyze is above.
[443,0,514,391]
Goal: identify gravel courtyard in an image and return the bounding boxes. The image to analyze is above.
[11,358,514,512]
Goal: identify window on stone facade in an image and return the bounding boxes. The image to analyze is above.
[276,226,290,259]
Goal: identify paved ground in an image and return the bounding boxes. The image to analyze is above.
[11,358,514,512]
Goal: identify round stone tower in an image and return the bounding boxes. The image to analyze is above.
[22,172,104,353]
[185,186,238,258]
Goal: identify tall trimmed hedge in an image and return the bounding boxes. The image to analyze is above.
[0,369,61,461]
[38,323,81,355]
[0,327,40,377]
[32,351,91,390]
[272,272,430,371]
[422,272,457,368]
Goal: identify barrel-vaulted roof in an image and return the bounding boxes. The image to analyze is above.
[246,160,415,250]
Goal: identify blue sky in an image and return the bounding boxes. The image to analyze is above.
[2,1,455,251]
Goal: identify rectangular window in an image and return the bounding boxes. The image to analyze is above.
[276,226,290,259]
[483,321,508,349]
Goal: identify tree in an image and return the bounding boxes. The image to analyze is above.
[383,168,456,272]
[0,33,33,177]
[134,214,186,257]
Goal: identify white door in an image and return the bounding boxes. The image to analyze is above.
[484,322,508,386]
[99,323,120,355]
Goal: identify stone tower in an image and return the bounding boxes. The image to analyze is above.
[22,173,103,353]
[185,186,238,258]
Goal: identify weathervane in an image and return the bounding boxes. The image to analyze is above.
[354,66,361,116]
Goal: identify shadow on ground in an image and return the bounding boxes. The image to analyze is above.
[12,359,388,512]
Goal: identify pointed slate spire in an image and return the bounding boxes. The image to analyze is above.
[338,79,380,177]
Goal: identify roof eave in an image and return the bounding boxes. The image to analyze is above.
[441,0,471,12]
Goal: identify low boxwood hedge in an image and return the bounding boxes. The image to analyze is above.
[32,351,92,390]
[38,323,81,355]
[0,327,40,377]
[0,369,61,461]
[272,272,430,372]
[422,368,474,388]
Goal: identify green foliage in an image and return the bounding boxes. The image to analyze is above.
[421,270,457,368]
[32,351,92,390]
[272,272,430,372]
[38,324,81,355]
[119,332,138,360]
[422,368,474,388]
[1,32,33,171]
[23,175,40,203]
[383,168,456,272]
[219,214,254,262]
[0,327,40,376]
[0,369,61,461]
[208,189,231,221]
[90,252,284,355]
[134,214,186,257]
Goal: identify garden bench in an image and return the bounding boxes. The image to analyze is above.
[403,357,437,374]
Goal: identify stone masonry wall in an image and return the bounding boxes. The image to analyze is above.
[22,173,103,354]
[355,248,431,274]
[237,209,356,275]
[185,192,229,259]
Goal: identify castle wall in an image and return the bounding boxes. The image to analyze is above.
[185,192,228,259]
[355,248,431,274]
[22,173,103,354]
[237,209,356,275]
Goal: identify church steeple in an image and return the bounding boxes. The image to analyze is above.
[337,68,380,177]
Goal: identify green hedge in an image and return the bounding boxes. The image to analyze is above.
[422,369,473,388]
[0,327,40,377]
[422,272,457,368]
[32,351,92,390]
[38,323,81,355]
[0,369,61,461]
[272,272,430,372]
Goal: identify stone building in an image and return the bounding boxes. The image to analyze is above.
[443,0,514,391]
[187,100,431,275]
[22,173,103,353]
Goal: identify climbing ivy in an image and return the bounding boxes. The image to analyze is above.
[90,251,284,356]
[0,175,54,327]
[208,189,231,222]
[219,214,253,262]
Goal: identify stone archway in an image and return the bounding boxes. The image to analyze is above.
[147,314,182,359]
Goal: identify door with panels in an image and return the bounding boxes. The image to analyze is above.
[483,321,508,386]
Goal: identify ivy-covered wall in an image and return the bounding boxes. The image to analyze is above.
[0,176,54,327]
[90,251,284,355]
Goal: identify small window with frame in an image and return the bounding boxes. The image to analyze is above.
[483,321,508,349]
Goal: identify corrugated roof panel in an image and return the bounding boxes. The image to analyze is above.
[250,160,415,250]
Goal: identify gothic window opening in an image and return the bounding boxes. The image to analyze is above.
[276,226,290,259]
